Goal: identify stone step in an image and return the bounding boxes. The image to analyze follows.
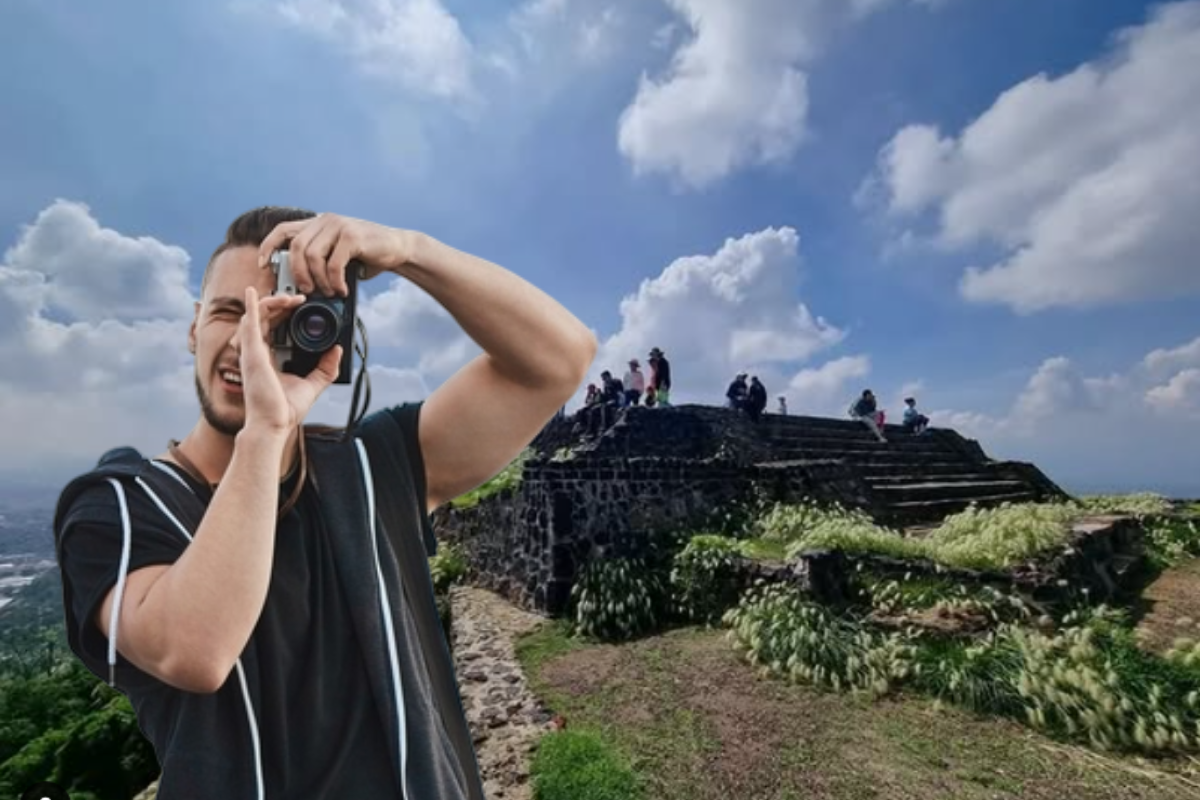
[878,491,1042,524]
[864,472,1001,484]
[771,436,952,455]
[763,415,935,435]
[766,425,937,443]
[869,479,1030,503]
[773,449,980,467]
[860,463,995,479]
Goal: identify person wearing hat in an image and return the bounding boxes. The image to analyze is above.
[648,347,672,407]
[623,359,645,406]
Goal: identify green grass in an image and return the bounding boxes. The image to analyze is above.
[518,624,1200,800]
[449,448,534,509]
[531,729,643,800]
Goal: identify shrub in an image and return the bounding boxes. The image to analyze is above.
[531,729,642,800]
[1144,516,1200,569]
[1078,493,1173,516]
[570,558,662,642]
[670,535,743,625]
[450,448,534,509]
[926,502,1078,571]
[723,582,913,697]
[756,500,876,545]
[429,542,468,594]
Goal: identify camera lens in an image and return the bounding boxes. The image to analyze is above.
[290,302,341,352]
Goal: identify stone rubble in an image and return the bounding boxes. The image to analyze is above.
[450,584,557,800]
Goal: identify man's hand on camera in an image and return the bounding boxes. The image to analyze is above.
[239,286,343,434]
[256,212,415,297]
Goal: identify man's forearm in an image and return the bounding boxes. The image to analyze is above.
[135,427,289,687]
[397,233,595,388]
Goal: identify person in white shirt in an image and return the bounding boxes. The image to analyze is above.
[623,359,646,406]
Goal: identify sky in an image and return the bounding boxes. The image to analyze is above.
[1,0,1198,499]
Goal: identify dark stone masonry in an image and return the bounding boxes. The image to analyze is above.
[431,404,1069,615]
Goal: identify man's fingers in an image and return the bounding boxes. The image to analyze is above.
[306,345,344,387]
[301,224,341,297]
[258,219,309,269]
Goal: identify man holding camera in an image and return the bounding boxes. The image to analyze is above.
[53,207,597,800]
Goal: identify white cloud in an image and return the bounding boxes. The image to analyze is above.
[787,355,871,416]
[591,226,845,405]
[269,0,476,101]
[0,202,474,485]
[1143,335,1200,376]
[617,0,945,188]
[867,2,1200,312]
[1145,368,1200,416]
[928,339,1200,496]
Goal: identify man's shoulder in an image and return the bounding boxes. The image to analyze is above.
[54,447,161,535]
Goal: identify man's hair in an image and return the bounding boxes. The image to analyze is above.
[200,206,317,296]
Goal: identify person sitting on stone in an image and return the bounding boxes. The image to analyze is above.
[849,389,887,443]
[745,376,768,422]
[623,359,645,406]
[725,373,748,410]
[902,397,930,435]
[584,383,602,407]
[600,370,625,407]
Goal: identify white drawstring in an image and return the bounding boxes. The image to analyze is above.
[355,438,410,799]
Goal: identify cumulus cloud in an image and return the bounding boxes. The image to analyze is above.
[269,0,476,101]
[0,201,477,486]
[617,0,945,188]
[591,226,844,404]
[787,355,872,416]
[0,202,198,481]
[1143,335,1200,376]
[357,278,478,376]
[1145,368,1200,416]
[927,337,1200,495]
[866,2,1200,312]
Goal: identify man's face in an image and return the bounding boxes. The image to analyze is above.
[189,246,279,436]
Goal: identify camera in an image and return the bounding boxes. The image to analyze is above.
[269,249,361,384]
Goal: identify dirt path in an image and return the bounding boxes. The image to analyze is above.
[530,626,1200,800]
[1135,559,1200,655]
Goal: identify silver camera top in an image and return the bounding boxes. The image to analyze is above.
[269,250,300,297]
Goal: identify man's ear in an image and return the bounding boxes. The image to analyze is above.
[188,301,200,353]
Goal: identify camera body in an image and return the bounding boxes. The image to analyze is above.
[269,249,361,384]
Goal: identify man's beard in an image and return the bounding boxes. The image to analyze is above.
[196,371,243,437]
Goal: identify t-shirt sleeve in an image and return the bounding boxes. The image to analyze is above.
[57,481,190,682]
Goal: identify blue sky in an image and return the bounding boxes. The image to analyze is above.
[1,0,1198,497]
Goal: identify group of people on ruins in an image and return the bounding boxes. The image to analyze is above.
[574,350,932,443]
[724,372,769,422]
[848,389,930,442]
[584,347,673,409]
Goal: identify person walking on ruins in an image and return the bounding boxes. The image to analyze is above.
[53,206,596,800]
[648,347,672,407]
[746,376,768,423]
[725,373,748,410]
[623,359,645,406]
[850,389,888,443]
